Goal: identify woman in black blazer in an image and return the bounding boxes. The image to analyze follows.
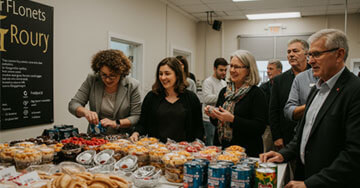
[130,57,204,143]
[205,50,267,157]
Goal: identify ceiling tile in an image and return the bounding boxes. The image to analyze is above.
[180,4,212,13]
[206,2,240,11]
[168,0,203,5]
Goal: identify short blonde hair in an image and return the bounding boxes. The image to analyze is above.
[231,49,260,86]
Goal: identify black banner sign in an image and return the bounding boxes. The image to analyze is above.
[0,0,53,130]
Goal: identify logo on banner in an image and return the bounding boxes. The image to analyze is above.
[0,0,50,53]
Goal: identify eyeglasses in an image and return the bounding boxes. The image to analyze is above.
[305,48,339,59]
[230,64,248,69]
[99,72,118,80]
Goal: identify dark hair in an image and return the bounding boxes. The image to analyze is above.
[214,57,228,68]
[91,49,131,77]
[176,56,190,77]
[152,57,187,95]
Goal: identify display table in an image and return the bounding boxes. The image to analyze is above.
[144,162,289,188]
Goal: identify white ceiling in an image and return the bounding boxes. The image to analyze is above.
[167,0,360,21]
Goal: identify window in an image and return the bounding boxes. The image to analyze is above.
[108,32,144,95]
[238,33,311,83]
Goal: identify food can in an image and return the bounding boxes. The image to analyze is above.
[59,128,72,140]
[217,160,234,187]
[192,158,209,186]
[64,125,74,128]
[255,167,276,188]
[231,165,251,188]
[259,162,277,176]
[72,127,79,137]
[183,161,204,188]
[208,163,227,188]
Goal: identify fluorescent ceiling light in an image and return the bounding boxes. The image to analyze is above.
[246,12,301,20]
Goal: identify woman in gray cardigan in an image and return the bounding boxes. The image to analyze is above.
[68,49,141,134]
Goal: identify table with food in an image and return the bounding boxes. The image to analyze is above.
[0,124,287,188]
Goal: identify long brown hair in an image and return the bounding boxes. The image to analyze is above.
[152,57,187,95]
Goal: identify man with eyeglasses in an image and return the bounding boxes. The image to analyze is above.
[269,39,310,151]
[261,29,360,188]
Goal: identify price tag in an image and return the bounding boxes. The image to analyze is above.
[17,171,41,186]
[0,166,18,180]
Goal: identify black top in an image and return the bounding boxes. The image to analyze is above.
[269,69,298,145]
[134,90,204,142]
[156,99,186,142]
[211,86,267,157]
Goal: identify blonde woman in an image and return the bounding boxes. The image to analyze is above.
[205,50,267,157]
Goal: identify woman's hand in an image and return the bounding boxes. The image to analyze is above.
[204,105,216,118]
[100,118,117,129]
[84,110,99,125]
[211,106,235,123]
[130,132,139,142]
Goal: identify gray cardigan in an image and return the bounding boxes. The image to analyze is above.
[68,73,141,133]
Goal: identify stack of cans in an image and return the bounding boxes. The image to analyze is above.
[42,125,79,141]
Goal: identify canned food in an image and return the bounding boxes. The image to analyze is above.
[192,158,209,186]
[183,161,204,188]
[231,165,251,188]
[217,161,234,187]
[259,162,277,175]
[255,167,276,188]
[72,128,79,137]
[208,163,227,188]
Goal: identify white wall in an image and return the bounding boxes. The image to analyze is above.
[196,14,360,81]
[0,0,198,142]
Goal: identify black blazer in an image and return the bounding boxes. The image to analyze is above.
[269,69,298,145]
[279,68,360,188]
[134,90,204,142]
[211,86,267,157]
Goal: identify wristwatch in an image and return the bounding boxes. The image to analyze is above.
[116,119,121,129]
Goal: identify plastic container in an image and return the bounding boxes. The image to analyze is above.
[14,148,42,169]
[76,150,96,165]
[39,147,54,164]
[131,166,161,187]
[162,153,187,183]
[129,146,149,167]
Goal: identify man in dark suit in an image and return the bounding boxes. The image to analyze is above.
[269,39,310,150]
[261,29,360,188]
[260,59,282,152]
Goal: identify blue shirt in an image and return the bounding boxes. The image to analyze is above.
[284,69,318,121]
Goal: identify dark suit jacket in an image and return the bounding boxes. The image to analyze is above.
[279,68,360,188]
[260,80,272,124]
[269,69,298,145]
[211,86,267,157]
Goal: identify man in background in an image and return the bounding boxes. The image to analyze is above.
[260,59,282,152]
[202,58,228,146]
[270,39,310,150]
